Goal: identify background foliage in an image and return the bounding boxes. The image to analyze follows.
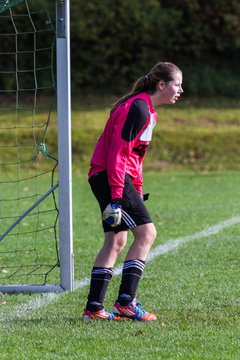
[68,0,240,97]
[1,0,240,97]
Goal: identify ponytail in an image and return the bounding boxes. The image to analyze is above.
[111,61,182,113]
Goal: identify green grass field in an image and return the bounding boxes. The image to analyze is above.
[1,170,240,359]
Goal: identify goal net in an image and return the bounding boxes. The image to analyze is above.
[0,0,73,292]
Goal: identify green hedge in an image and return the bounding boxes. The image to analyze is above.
[69,0,240,97]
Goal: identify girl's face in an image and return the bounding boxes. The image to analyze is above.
[158,72,183,105]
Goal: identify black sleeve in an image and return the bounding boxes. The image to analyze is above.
[121,99,149,142]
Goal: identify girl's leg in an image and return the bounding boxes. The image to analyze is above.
[94,230,128,268]
[117,223,156,304]
[85,230,128,312]
[126,223,157,261]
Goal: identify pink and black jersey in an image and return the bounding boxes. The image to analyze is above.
[88,92,158,199]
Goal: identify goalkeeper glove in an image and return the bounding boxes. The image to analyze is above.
[102,201,122,227]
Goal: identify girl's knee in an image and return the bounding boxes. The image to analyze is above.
[115,236,127,254]
[133,223,157,246]
[146,224,157,245]
[106,232,127,256]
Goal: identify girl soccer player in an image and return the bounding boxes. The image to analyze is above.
[83,61,183,321]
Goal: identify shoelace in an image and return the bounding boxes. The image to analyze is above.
[134,301,147,317]
[105,310,115,320]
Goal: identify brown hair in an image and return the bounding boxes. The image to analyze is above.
[111,62,182,113]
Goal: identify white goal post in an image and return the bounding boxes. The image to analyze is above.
[56,0,74,292]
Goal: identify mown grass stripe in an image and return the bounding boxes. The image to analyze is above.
[2,216,240,323]
[147,216,240,261]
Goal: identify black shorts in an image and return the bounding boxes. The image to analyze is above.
[89,171,152,234]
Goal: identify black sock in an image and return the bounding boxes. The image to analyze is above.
[117,259,145,305]
[86,267,113,312]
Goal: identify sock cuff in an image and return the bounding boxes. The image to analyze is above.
[91,267,113,278]
[123,259,145,272]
